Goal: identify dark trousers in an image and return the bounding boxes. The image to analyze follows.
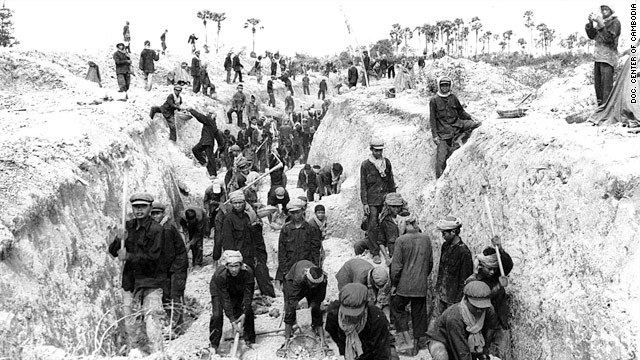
[227,109,243,127]
[117,73,131,92]
[149,106,161,119]
[392,295,428,338]
[189,237,203,266]
[271,66,277,76]
[303,85,310,95]
[283,281,324,327]
[306,187,317,202]
[434,120,480,179]
[226,68,232,83]
[287,85,294,96]
[162,270,188,329]
[250,256,276,297]
[594,61,614,105]
[192,142,217,176]
[165,115,177,142]
[268,93,276,107]
[366,205,383,255]
[192,75,201,93]
[318,90,326,100]
[209,296,256,348]
[233,70,243,83]
[387,66,395,78]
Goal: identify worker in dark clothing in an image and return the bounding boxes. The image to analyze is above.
[325,283,398,360]
[267,186,290,222]
[150,85,185,142]
[302,74,310,95]
[465,236,513,360]
[267,76,276,107]
[278,260,327,357]
[279,56,287,73]
[585,5,621,105]
[189,106,223,177]
[203,177,227,236]
[430,76,480,179]
[224,51,233,84]
[179,207,208,268]
[160,30,167,55]
[123,21,131,53]
[359,138,396,264]
[139,40,159,91]
[434,216,473,318]
[275,201,322,286]
[268,151,287,188]
[347,61,358,89]
[233,51,244,83]
[297,164,318,201]
[335,258,390,311]
[379,55,388,79]
[317,163,343,198]
[218,191,256,269]
[188,33,198,53]
[243,190,277,298]
[200,63,215,97]
[191,50,202,93]
[390,222,433,354]
[108,193,165,354]
[427,281,500,360]
[418,51,426,69]
[279,73,294,95]
[362,51,371,86]
[227,84,247,126]
[113,43,132,94]
[209,250,256,354]
[150,202,188,336]
[355,192,403,265]
[318,78,328,100]
[387,56,395,78]
[271,56,278,76]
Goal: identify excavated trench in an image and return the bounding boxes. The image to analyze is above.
[1,49,639,360]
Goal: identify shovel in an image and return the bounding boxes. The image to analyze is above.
[480,184,508,287]
[230,331,240,359]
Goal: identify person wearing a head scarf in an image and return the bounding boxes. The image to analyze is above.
[209,250,256,354]
[426,281,501,360]
[429,76,480,179]
[585,5,621,106]
[219,191,256,271]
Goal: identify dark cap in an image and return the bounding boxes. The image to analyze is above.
[151,202,166,212]
[116,43,125,48]
[130,193,154,206]
[314,204,325,213]
[464,281,492,309]
[339,283,368,316]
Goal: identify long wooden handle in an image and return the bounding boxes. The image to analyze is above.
[482,193,506,278]
[224,162,284,204]
[230,332,240,358]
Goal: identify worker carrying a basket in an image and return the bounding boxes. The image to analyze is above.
[429,76,480,179]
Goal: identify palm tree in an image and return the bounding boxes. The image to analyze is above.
[197,10,214,52]
[503,30,513,53]
[461,26,470,57]
[440,21,454,55]
[524,11,535,54]
[390,23,403,53]
[517,38,527,52]
[470,16,482,58]
[414,25,424,52]
[485,31,493,53]
[426,24,438,55]
[402,27,414,54]
[453,18,464,57]
[212,12,226,54]
[244,18,263,54]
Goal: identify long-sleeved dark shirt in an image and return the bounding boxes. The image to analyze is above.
[325,302,392,360]
[231,91,247,111]
[108,217,164,290]
[426,303,500,360]
[213,204,232,261]
[284,96,295,113]
[267,188,290,212]
[319,80,328,91]
[220,209,255,267]
[348,66,358,84]
[429,94,472,140]
[378,215,399,253]
[276,221,322,280]
[232,55,242,71]
[179,207,208,243]
[209,265,255,322]
[189,109,219,146]
[224,55,232,70]
[360,158,396,206]
[139,49,159,73]
[191,56,201,76]
[159,93,182,119]
[112,50,131,74]
[436,237,473,304]
[267,79,274,94]
[585,16,621,66]
[284,259,327,302]
[390,231,433,297]
[158,220,188,273]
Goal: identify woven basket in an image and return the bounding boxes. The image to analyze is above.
[497,108,528,118]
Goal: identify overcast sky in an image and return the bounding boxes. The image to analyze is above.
[8,0,636,57]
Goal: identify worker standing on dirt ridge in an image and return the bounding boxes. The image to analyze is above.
[179,207,209,269]
[465,236,514,359]
[209,250,256,355]
[348,61,358,89]
[335,258,391,312]
[203,177,227,236]
[160,29,168,55]
[188,106,223,177]
[325,283,399,360]
[224,51,233,84]
[275,200,322,286]
[113,42,132,95]
[108,193,165,355]
[227,84,247,127]
[359,138,396,264]
[233,50,244,83]
[585,4,621,106]
[426,281,501,360]
[433,216,474,319]
[149,85,186,142]
[123,21,131,53]
[430,76,480,179]
[278,259,328,357]
[302,73,310,95]
[308,204,328,267]
[390,221,433,355]
[318,77,328,100]
[267,75,276,106]
[191,50,202,94]
[149,202,188,337]
[139,41,159,91]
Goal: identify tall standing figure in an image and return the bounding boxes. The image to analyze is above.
[585,5,621,105]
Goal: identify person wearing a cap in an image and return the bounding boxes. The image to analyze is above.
[108,192,165,354]
[317,162,344,198]
[179,207,209,268]
[335,258,391,311]
[325,283,397,360]
[465,236,513,359]
[150,202,188,336]
[267,186,290,217]
[275,199,322,287]
[279,260,327,355]
[112,42,132,93]
[209,250,256,354]
[426,281,500,360]
[224,51,233,84]
[139,40,159,91]
[360,138,396,264]
[434,215,473,318]
[585,5,621,106]
[232,50,244,83]
[188,106,224,177]
[355,192,403,265]
[149,85,185,142]
[227,84,247,127]
[429,76,480,179]
[390,220,433,354]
